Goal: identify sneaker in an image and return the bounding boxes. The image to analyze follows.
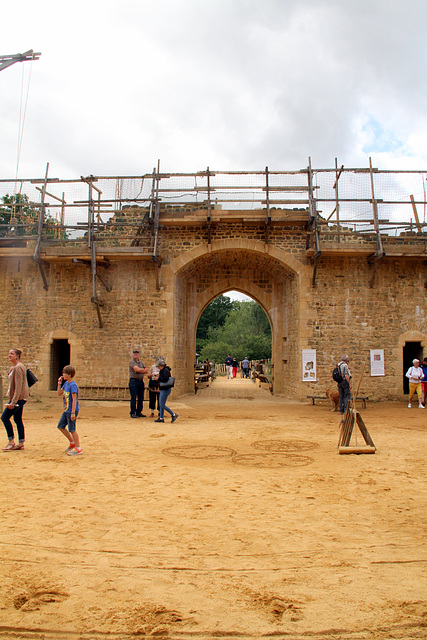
[419,404,425,409]
[130,413,138,418]
[154,418,164,423]
[67,448,83,456]
[135,413,146,418]
[171,413,178,423]
[65,443,76,453]
[408,403,412,408]
[150,412,155,418]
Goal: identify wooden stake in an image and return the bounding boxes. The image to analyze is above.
[410,195,422,233]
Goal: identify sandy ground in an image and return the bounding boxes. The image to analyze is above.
[0,376,426,640]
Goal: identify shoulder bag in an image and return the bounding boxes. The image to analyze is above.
[159,376,175,390]
[26,368,38,387]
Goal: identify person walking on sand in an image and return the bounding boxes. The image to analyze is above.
[406,358,425,409]
[2,348,29,451]
[337,354,352,418]
[57,365,83,455]
[154,357,178,424]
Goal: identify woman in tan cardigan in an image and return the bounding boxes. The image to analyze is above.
[2,348,29,451]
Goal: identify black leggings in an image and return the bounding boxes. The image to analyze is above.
[2,399,27,442]
[149,389,160,411]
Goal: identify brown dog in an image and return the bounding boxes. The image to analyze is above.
[325,388,339,412]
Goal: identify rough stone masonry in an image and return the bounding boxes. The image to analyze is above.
[0,202,426,401]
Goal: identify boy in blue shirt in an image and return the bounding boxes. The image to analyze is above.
[57,365,82,456]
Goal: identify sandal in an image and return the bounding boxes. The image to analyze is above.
[2,442,15,451]
[12,443,24,450]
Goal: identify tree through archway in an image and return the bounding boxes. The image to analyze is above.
[196,291,272,366]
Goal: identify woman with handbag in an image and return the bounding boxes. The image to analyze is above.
[154,357,178,424]
[2,348,29,450]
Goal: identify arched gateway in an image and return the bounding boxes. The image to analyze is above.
[164,239,309,396]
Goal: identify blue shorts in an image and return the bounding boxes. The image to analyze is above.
[57,411,78,433]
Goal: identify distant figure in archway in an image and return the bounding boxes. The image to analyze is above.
[225,354,233,379]
[242,357,250,379]
[232,357,238,378]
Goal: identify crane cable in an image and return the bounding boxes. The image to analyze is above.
[11,56,34,223]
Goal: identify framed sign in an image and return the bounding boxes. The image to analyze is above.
[370,349,385,376]
[302,349,317,382]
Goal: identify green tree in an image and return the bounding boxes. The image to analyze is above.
[1,193,36,236]
[196,295,239,349]
[1,193,66,238]
[199,300,271,363]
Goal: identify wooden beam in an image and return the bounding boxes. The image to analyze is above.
[410,195,422,233]
[339,446,376,455]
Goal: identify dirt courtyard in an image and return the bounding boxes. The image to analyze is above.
[0,377,426,640]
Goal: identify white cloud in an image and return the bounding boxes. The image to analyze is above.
[1,0,427,178]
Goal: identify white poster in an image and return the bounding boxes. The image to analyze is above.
[370,349,385,376]
[302,349,317,382]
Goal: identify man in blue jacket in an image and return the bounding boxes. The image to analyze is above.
[225,354,233,379]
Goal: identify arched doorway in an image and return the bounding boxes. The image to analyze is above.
[39,330,84,392]
[403,341,424,394]
[168,243,304,397]
[50,339,70,390]
[195,290,273,385]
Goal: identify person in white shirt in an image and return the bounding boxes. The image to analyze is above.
[405,359,425,409]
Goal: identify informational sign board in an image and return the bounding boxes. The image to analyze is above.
[302,349,317,382]
[370,349,385,376]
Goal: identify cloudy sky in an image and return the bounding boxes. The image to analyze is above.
[1,0,427,180]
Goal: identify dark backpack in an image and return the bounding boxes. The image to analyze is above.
[332,364,343,384]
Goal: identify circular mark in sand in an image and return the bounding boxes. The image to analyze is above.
[251,439,319,452]
[232,453,314,468]
[162,445,237,459]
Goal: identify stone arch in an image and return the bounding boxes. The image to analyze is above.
[397,330,427,349]
[194,278,274,380]
[38,330,84,392]
[163,240,310,396]
[195,277,272,325]
[166,238,305,278]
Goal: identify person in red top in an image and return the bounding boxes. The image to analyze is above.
[232,357,238,378]
[2,348,29,451]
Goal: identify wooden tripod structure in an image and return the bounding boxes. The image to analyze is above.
[338,354,376,454]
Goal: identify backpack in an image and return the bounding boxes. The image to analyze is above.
[332,364,343,384]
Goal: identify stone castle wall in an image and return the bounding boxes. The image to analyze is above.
[0,206,425,401]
